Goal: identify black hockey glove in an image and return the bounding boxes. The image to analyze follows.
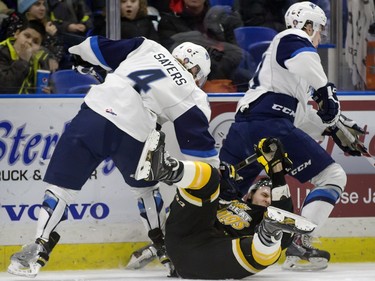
[219,162,242,200]
[71,54,103,82]
[323,114,368,156]
[72,54,94,69]
[255,138,293,176]
[312,82,341,125]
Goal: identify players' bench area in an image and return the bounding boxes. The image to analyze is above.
[0,92,374,271]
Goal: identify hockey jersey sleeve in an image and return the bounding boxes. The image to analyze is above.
[69,36,145,71]
[277,33,328,90]
[173,105,219,168]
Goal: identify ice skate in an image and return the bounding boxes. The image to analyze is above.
[146,228,177,277]
[155,244,177,277]
[265,206,317,234]
[282,233,330,271]
[126,243,157,269]
[134,129,181,184]
[257,207,316,246]
[8,232,60,278]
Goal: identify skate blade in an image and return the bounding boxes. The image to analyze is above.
[126,245,157,270]
[126,253,156,270]
[282,256,328,271]
[7,261,41,278]
[267,206,317,231]
[134,129,160,180]
[267,206,317,232]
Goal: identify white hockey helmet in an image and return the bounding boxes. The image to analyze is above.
[285,1,327,35]
[172,42,211,88]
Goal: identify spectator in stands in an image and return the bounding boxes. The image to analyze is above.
[160,2,250,92]
[233,0,296,32]
[0,20,51,94]
[158,0,209,49]
[87,0,106,37]
[0,0,63,71]
[48,0,93,47]
[90,0,159,42]
[120,0,159,41]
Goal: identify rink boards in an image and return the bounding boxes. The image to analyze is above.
[0,93,374,271]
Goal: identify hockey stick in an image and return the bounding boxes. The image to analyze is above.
[234,142,279,171]
[234,153,257,171]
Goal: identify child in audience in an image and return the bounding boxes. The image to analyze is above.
[0,20,51,93]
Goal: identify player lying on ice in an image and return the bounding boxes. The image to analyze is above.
[133,131,317,279]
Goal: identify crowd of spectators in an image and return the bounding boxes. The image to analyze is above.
[1,0,334,94]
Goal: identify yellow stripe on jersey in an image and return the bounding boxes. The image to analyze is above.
[178,162,219,206]
[251,240,281,266]
[231,239,261,274]
[179,188,203,206]
[186,162,211,190]
[210,184,220,201]
[179,185,220,207]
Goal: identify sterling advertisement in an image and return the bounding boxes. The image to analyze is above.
[0,94,374,245]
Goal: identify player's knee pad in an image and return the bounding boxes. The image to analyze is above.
[130,185,166,232]
[46,184,80,204]
[36,185,79,240]
[310,163,347,193]
[301,185,341,232]
[303,185,341,208]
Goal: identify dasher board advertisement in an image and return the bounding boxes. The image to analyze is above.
[0,94,374,245]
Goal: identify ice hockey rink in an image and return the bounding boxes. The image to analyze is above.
[0,263,374,281]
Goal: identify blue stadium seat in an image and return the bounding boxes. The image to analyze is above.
[248,40,272,66]
[209,0,234,7]
[49,69,101,94]
[234,26,277,51]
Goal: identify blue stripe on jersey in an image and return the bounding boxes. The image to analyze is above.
[181,148,218,158]
[90,36,109,68]
[276,34,316,69]
[291,46,317,58]
[303,187,340,206]
[174,105,217,156]
[91,36,145,70]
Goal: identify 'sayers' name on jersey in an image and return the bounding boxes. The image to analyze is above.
[154,53,187,86]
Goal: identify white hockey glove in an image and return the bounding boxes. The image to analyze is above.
[255,138,293,176]
[312,83,341,126]
[323,114,368,156]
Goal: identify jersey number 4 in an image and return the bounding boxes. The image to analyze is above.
[128,69,166,93]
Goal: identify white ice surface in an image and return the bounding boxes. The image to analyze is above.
[1,263,375,281]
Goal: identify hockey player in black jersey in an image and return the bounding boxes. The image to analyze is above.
[127,173,294,271]
[134,130,316,279]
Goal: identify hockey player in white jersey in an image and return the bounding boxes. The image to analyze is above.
[219,1,368,271]
[7,36,219,278]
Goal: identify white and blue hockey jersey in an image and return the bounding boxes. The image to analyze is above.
[238,28,329,140]
[69,36,219,167]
